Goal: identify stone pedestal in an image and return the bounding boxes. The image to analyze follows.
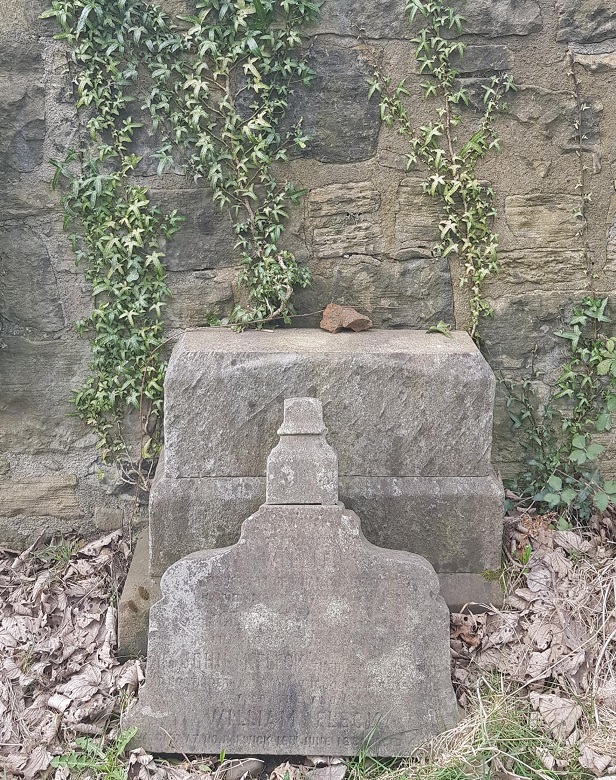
[119,329,504,656]
[124,399,459,756]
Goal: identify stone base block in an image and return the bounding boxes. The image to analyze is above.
[342,475,504,574]
[118,532,160,659]
[150,472,504,577]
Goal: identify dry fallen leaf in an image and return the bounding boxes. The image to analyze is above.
[307,766,346,780]
[529,692,582,741]
[578,745,613,777]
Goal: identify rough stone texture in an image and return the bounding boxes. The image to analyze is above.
[0,226,65,332]
[146,331,504,607]
[0,476,81,518]
[93,507,124,532]
[164,267,236,327]
[128,504,459,755]
[148,467,263,576]
[308,181,385,258]
[570,41,616,72]
[311,0,407,38]
[341,476,504,573]
[149,189,236,272]
[163,330,496,480]
[456,0,542,37]
[489,250,587,294]
[148,472,504,579]
[504,194,583,248]
[319,303,373,333]
[294,254,453,328]
[126,408,458,754]
[394,178,443,259]
[0,337,89,453]
[266,398,339,505]
[286,43,381,164]
[556,0,616,42]
[118,531,161,660]
[451,45,514,75]
[119,543,502,659]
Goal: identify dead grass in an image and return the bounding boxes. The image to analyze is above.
[1,510,616,779]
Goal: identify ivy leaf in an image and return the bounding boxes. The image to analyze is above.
[427,320,452,337]
[586,443,605,461]
[547,475,562,491]
[542,492,562,507]
[569,449,587,465]
[595,413,612,432]
[593,492,609,512]
[75,3,94,35]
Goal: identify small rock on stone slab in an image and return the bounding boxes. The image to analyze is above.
[319,304,372,333]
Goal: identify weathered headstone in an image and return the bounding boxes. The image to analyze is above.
[125,398,458,756]
[118,329,504,656]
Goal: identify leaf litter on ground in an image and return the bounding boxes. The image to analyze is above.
[2,507,616,778]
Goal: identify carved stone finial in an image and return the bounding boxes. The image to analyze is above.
[266,398,338,505]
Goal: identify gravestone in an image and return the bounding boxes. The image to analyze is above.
[118,329,504,656]
[125,398,459,756]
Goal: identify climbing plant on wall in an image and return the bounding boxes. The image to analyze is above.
[369,0,514,339]
[42,0,318,483]
[505,296,616,520]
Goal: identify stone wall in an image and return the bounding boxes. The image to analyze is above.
[1,0,616,544]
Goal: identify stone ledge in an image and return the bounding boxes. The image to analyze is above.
[149,473,503,577]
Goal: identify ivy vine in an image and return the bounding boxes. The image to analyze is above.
[42,0,318,480]
[369,0,515,338]
[505,297,616,521]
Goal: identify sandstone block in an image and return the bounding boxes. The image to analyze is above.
[310,0,407,37]
[163,268,235,327]
[130,505,459,755]
[149,188,235,272]
[507,88,601,154]
[0,476,81,518]
[504,194,583,249]
[285,44,380,163]
[340,475,504,573]
[162,330,496,480]
[488,249,587,294]
[319,303,372,333]
[295,255,453,329]
[149,472,504,579]
[481,291,585,377]
[94,507,124,532]
[266,398,338,505]
[556,0,616,42]
[571,41,616,71]
[148,468,263,575]
[308,181,384,259]
[458,0,542,37]
[394,177,442,258]
[0,226,65,333]
[126,401,458,755]
[451,45,514,75]
[0,337,89,453]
